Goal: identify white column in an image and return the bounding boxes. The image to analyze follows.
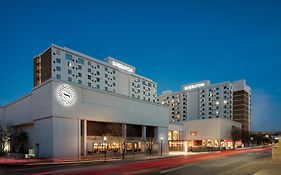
[78,119,81,159]
[156,126,168,155]
[141,126,146,151]
[122,123,127,138]
[83,120,87,156]
[142,126,146,140]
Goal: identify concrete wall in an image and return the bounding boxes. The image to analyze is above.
[183,118,242,140]
[51,80,169,127]
[53,117,80,158]
[116,70,130,96]
[168,123,184,131]
[34,117,54,158]
[2,94,33,126]
[188,89,200,120]
[2,79,169,158]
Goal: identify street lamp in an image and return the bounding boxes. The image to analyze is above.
[104,136,107,161]
[160,137,163,157]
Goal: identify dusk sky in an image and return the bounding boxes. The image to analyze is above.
[0,0,280,131]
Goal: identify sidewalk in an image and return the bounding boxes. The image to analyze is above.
[0,153,178,166]
[0,146,271,166]
[254,161,281,175]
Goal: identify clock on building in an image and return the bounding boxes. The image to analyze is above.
[56,84,76,107]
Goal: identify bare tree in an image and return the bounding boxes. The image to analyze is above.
[10,131,28,153]
[142,137,156,156]
[105,123,139,159]
[105,122,127,159]
[231,126,242,149]
[0,123,11,154]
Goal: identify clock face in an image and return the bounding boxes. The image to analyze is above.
[56,84,76,107]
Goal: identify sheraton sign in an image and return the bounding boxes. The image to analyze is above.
[112,61,133,73]
[184,83,205,91]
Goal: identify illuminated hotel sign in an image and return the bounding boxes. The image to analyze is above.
[184,83,205,91]
[56,84,76,107]
[112,61,133,73]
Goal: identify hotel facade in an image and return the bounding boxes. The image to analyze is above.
[0,45,169,158]
[158,80,251,149]
[0,45,252,157]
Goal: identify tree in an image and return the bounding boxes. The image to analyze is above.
[105,122,139,160]
[142,137,156,156]
[10,131,28,153]
[105,122,127,159]
[231,126,242,149]
[0,123,11,154]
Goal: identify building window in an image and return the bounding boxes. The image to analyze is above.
[97,78,100,82]
[97,64,100,68]
[105,67,108,71]
[88,82,91,87]
[78,65,82,70]
[105,80,108,84]
[105,86,108,91]
[96,71,100,75]
[56,66,61,71]
[88,61,91,66]
[88,75,91,80]
[67,62,72,67]
[113,76,116,80]
[68,77,72,82]
[113,70,115,74]
[105,74,108,78]
[56,58,61,63]
[78,72,82,77]
[68,70,72,74]
[97,84,100,89]
[77,58,84,65]
[88,68,91,73]
[113,82,116,86]
[78,80,82,84]
[56,74,61,79]
[66,53,72,61]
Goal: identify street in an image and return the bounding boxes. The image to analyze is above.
[0,147,275,175]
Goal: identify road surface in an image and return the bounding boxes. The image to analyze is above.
[0,147,273,175]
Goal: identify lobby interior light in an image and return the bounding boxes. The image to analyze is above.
[103,136,107,141]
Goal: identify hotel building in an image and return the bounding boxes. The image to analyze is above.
[34,45,157,102]
[0,45,169,158]
[158,80,251,149]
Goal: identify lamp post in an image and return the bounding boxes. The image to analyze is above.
[104,136,107,161]
[160,137,163,157]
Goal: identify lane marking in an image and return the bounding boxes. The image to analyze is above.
[160,163,196,174]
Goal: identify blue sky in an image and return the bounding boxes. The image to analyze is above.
[0,0,280,131]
